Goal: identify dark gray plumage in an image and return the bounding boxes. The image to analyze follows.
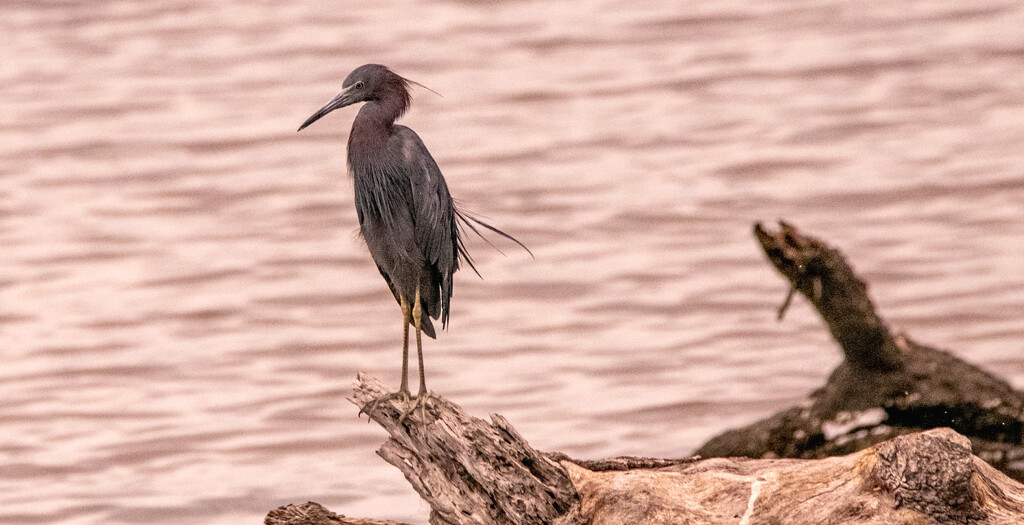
[298,64,527,416]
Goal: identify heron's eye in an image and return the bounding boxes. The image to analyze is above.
[354,81,365,89]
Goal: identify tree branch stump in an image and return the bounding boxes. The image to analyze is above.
[347,374,577,525]
[754,220,903,371]
[698,221,1024,481]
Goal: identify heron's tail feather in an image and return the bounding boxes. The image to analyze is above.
[453,209,533,278]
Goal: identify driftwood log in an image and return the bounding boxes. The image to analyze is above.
[266,376,1024,524]
[265,221,1024,524]
[697,222,1024,482]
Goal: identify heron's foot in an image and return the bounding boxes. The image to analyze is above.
[359,389,411,421]
[398,390,438,426]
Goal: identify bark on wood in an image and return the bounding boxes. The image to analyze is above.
[264,501,409,525]
[698,221,1024,481]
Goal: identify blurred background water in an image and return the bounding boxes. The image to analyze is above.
[1,0,1022,523]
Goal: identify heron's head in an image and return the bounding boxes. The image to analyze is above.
[297,64,411,131]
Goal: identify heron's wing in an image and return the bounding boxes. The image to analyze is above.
[376,263,401,303]
[392,126,458,328]
[391,126,530,330]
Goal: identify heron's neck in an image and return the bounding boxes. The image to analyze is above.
[349,104,391,151]
[350,89,408,146]
[348,79,411,171]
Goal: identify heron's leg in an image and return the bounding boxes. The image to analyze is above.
[399,295,412,394]
[400,284,436,425]
[412,286,426,396]
[359,295,414,420]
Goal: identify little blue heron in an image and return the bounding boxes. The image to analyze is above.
[297,64,528,419]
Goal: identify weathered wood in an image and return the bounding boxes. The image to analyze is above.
[264,501,409,525]
[270,383,1024,524]
[544,453,700,472]
[698,221,1024,481]
[567,428,1024,524]
[348,374,577,525]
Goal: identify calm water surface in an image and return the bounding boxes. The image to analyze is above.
[2,1,1023,523]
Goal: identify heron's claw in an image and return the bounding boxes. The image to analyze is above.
[359,390,411,421]
[360,389,437,427]
[398,391,438,426]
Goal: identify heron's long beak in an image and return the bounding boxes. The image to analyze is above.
[297,85,357,131]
